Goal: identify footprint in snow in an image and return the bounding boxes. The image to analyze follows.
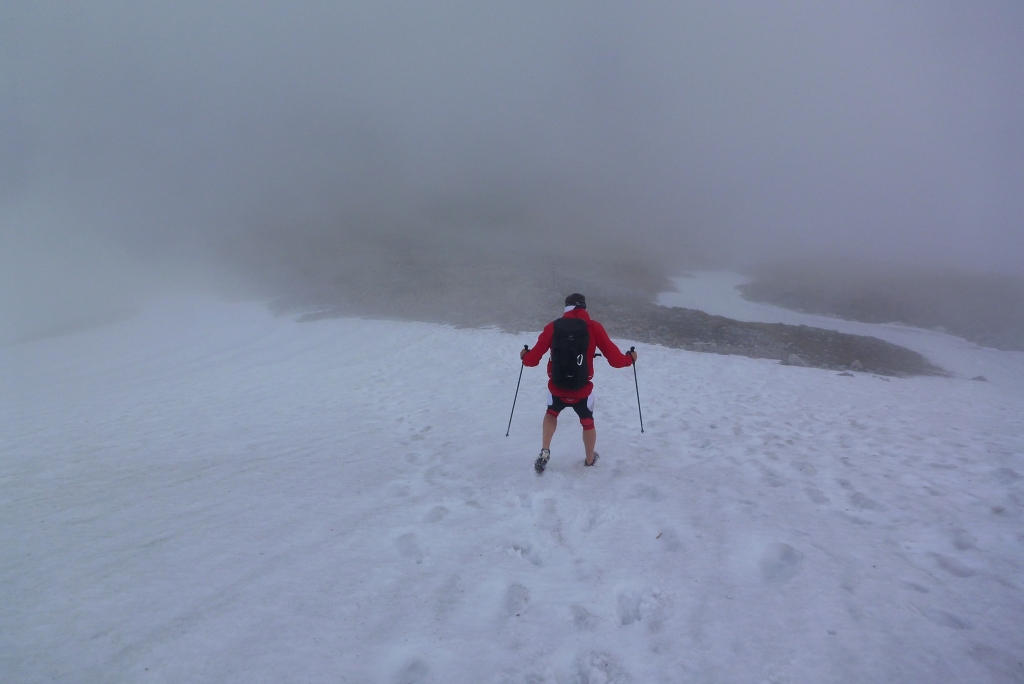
[993,467,1021,485]
[848,492,885,511]
[389,484,411,497]
[423,506,448,523]
[572,605,599,631]
[630,484,662,501]
[582,507,604,533]
[900,580,931,593]
[931,553,975,578]
[760,543,803,584]
[432,575,462,618]
[835,480,885,510]
[951,529,977,551]
[912,603,972,630]
[617,592,643,626]
[805,487,830,504]
[395,533,424,563]
[424,465,449,483]
[656,528,684,552]
[406,425,432,442]
[535,499,564,543]
[503,583,530,617]
[968,644,1024,682]
[508,542,542,567]
[791,461,817,476]
[574,559,599,581]
[759,466,788,488]
[394,658,429,684]
[574,652,630,684]
[615,587,667,628]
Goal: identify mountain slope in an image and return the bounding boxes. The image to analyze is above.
[2,294,1023,683]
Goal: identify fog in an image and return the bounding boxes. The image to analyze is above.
[2,1,1022,340]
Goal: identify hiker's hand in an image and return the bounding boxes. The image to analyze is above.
[520,347,529,360]
[628,350,638,362]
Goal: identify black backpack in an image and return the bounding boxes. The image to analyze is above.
[550,317,590,390]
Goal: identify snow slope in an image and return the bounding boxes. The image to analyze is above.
[2,290,1023,683]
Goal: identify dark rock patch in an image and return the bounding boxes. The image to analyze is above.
[255,252,944,377]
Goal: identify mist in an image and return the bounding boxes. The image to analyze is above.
[3,1,1022,341]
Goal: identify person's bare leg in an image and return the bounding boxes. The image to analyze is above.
[583,427,597,465]
[542,413,557,450]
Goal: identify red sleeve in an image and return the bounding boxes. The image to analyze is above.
[591,321,634,368]
[522,323,553,367]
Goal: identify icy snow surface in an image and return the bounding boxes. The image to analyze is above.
[2,274,1023,683]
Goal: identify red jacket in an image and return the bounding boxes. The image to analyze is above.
[522,308,634,399]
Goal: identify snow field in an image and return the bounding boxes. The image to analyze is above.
[2,292,1023,683]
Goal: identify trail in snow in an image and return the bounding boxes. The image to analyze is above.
[2,283,1023,683]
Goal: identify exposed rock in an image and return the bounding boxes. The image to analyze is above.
[261,254,946,377]
[781,353,809,367]
[850,359,864,370]
[838,372,854,377]
[971,375,988,382]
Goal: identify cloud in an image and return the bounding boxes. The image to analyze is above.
[2,0,1022,336]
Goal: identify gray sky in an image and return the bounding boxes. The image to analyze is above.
[2,1,1022,336]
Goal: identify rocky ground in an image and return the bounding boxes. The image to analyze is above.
[257,250,944,377]
[597,300,943,376]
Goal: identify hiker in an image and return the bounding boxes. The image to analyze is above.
[520,293,638,474]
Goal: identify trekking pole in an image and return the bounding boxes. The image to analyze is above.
[630,346,644,433]
[506,345,529,437]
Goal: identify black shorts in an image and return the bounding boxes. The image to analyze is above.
[546,393,595,428]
